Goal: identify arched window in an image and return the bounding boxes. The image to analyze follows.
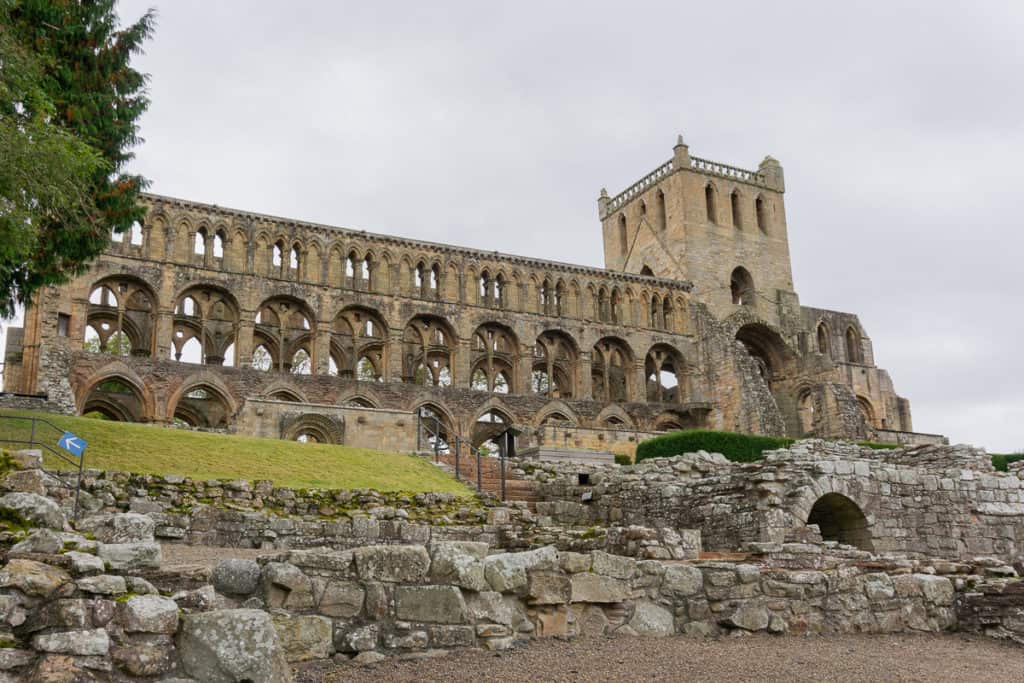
[845,327,863,364]
[110,226,124,243]
[591,337,632,402]
[129,221,143,246]
[533,331,577,399]
[252,344,273,371]
[213,230,225,259]
[705,184,717,223]
[730,190,742,228]
[194,229,207,256]
[817,323,831,357]
[289,244,300,271]
[663,298,674,331]
[639,200,647,220]
[755,196,768,232]
[272,241,284,268]
[656,190,667,232]
[730,267,755,306]
[646,344,686,403]
[617,214,627,253]
[403,315,454,387]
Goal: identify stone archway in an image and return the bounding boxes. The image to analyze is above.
[807,492,874,551]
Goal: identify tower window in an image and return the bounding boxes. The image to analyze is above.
[705,184,717,224]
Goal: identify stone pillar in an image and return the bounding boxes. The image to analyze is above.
[313,325,332,375]
[236,318,255,367]
[633,361,647,404]
[452,339,472,389]
[578,353,593,400]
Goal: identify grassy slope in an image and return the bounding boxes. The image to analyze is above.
[0,410,470,495]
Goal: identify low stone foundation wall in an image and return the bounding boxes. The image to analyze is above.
[2,531,1000,681]
[522,441,1024,561]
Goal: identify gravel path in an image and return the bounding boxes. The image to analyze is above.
[159,543,275,567]
[295,633,1024,683]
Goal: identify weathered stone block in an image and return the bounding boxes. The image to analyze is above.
[177,609,291,683]
[570,574,630,603]
[527,572,571,605]
[272,613,334,662]
[353,545,430,583]
[483,546,557,593]
[318,580,364,618]
[395,585,468,624]
[120,595,179,634]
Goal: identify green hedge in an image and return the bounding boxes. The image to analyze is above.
[992,453,1024,472]
[613,453,632,466]
[635,430,795,464]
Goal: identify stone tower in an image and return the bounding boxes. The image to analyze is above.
[599,135,794,328]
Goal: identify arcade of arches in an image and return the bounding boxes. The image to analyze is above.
[5,193,925,452]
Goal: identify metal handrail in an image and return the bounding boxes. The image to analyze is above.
[0,414,86,519]
[416,409,511,500]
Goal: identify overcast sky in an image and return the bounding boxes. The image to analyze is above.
[90,2,1022,450]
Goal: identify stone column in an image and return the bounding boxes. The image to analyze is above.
[578,353,593,400]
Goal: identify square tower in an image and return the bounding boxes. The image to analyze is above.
[599,136,795,324]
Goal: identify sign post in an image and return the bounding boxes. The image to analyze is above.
[57,431,87,519]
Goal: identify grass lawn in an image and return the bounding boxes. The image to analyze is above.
[0,410,472,495]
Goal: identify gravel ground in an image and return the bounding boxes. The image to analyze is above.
[295,633,1024,683]
[159,543,274,567]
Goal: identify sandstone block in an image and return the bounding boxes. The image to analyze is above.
[429,542,488,592]
[272,613,333,662]
[570,573,630,603]
[10,529,62,555]
[0,558,70,597]
[353,545,429,583]
[483,546,558,593]
[212,559,261,596]
[590,551,638,580]
[914,574,954,606]
[97,542,161,571]
[76,574,127,596]
[527,572,571,605]
[261,562,314,609]
[111,634,176,677]
[33,628,109,656]
[120,595,179,634]
[627,600,675,636]
[0,492,64,529]
[662,564,703,597]
[721,602,769,631]
[395,585,468,624]
[177,609,292,683]
[318,580,364,618]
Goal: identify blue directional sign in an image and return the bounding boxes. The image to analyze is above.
[58,431,86,458]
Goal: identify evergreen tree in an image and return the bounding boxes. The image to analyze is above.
[0,0,155,317]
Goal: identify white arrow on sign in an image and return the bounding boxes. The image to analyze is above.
[61,436,80,449]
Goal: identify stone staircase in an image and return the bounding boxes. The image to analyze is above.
[435,451,539,504]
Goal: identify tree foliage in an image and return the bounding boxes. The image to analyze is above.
[0,0,154,317]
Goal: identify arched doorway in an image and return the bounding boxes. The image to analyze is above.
[806,493,873,551]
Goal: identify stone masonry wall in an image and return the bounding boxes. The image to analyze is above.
[522,441,1024,561]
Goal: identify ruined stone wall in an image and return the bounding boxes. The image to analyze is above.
[2,139,926,446]
[523,441,1024,562]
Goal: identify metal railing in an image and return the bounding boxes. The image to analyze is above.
[0,414,85,519]
[416,409,511,501]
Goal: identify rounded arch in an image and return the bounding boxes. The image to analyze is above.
[403,314,456,387]
[75,363,154,421]
[86,275,158,357]
[281,414,344,444]
[167,375,238,428]
[645,343,687,404]
[533,330,579,399]
[471,322,519,394]
[78,373,150,422]
[734,322,795,387]
[596,404,633,428]
[172,283,241,366]
[339,391,380,409]
[332,305,388,381]
[730,266,755,306]
[807,493,874,551]
[652,409,704,432]
[263,381,308,403]
[255,295,316,374]
[591,336,634,402]
[857,395,877,429]
[535,400,580,427]
[415,401,455,453]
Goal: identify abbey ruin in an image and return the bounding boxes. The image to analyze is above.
[1,136,944,454]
